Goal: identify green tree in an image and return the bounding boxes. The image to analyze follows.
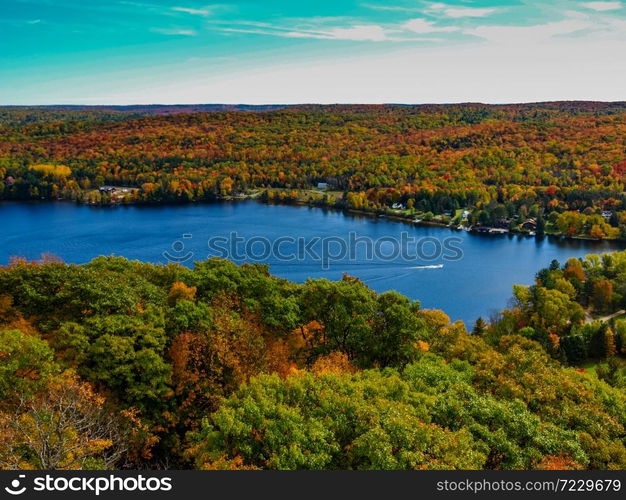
[0,329,58,403]
[472,317,488,336]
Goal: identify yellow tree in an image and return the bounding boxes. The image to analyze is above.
[0,372,128,470]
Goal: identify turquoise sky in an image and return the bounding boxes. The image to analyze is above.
[1,1,625,104]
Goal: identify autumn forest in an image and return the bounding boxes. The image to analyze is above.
[2,102,626,239]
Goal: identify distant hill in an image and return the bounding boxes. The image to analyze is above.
[1,104,289,114]
[3,101,626,116]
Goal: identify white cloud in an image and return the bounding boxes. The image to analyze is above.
[281,24,388,41]
[581,2,622,11]
[191,5,626,45]
[465,18,594,44]
[220,22,391,41]
[606,16,626,29]
[325,24,388,41]
[403,18,458,33]
[219,27,277,36]
[152,28,197,36]
[361,3,423,12]
[430,3,496,18]
[172,6,213,16]
[219,17,458,42]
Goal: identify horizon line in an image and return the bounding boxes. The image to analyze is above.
[2,100,626,107]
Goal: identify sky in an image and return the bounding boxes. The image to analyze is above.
[1,0,625,104]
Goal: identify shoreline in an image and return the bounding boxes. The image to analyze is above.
[2,193,625,243]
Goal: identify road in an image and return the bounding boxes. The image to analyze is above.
[584,309,626,324]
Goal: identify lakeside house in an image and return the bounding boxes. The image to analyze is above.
[472,226,509,234]
[520,218,537,230]
[317,182,328,189]
[94,186,137,204]
[99,186,133,194]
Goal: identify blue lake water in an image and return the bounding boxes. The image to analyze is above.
[1,200,624,325]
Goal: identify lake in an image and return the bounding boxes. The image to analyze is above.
[2,200,624,325]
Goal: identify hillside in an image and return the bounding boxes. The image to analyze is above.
[2,102,626,239]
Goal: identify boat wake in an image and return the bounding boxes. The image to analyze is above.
[409,264,444,269]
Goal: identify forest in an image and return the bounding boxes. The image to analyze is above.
[2,102,626,239]
[1,253,626,470]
